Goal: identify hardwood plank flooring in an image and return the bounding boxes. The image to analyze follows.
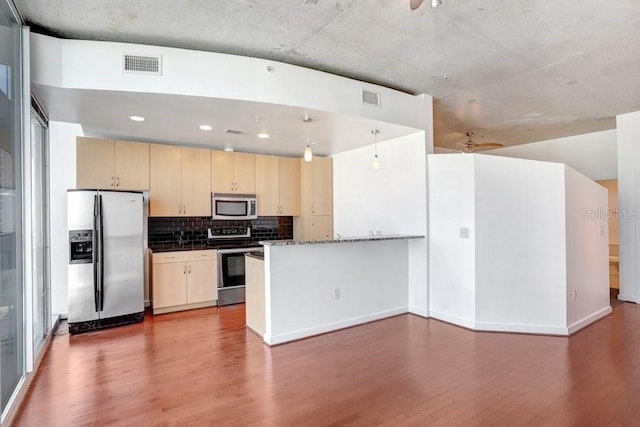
[14,303,640,426]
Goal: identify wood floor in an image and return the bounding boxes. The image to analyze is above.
[14,303,640,426]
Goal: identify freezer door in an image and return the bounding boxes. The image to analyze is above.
[68,263,100,323]
[99,191,144,318]
[67,191,100,323]
[68,191,96,231]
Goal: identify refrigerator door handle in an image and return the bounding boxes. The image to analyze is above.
[92,194,100,312]
[97,194,105,312]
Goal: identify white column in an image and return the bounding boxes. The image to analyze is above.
[616,111,640,302]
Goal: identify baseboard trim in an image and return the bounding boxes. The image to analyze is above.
[266,306,408,345]
[429,310,596,336]
[429,310,476,330]
[567,306,613,335]
[617,294,637,303]
[408,306,429,318]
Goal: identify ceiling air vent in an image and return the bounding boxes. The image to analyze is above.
[224,129,249,136]
[361,89,381,107]
[122,53,162,75]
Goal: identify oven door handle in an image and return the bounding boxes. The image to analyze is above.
[217,248,263,255]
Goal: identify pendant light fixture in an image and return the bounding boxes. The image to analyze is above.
[372,129,380,170]
[304,137,313,162]
[303,114,314,162]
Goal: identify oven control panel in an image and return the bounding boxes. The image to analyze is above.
[207,227,250,239]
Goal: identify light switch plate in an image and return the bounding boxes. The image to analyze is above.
[459,227,470,239]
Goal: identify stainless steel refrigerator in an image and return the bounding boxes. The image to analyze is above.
[67,190,144,334]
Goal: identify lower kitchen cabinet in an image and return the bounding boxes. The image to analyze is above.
[151,250,217,314]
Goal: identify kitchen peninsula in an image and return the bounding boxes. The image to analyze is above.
[245,235,424,345]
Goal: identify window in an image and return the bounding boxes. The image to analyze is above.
[0,0,24,417]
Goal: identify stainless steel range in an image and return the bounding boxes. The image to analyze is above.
[207,226,263,306]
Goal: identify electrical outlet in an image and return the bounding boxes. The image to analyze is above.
[572,289,577,300]
[334,288,341,300]
[459,227,470,239]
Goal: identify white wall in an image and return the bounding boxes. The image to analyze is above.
[332,131,430,316]
[428,154,610,334]
[488,129,617,180]
[474,155,567,332]
[564,166,610,330]
[333,132,427,236]
[31,34,430,131]
[616,110,640,302]
[427,154,477,327]
[264,240,410,345]
[49,121,82,317]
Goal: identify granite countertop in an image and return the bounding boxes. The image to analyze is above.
[149,243,211,253]
[149,241,270,252]
[260,234,425,247]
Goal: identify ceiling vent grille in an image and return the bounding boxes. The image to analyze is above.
[123,54,162,75]
[361,89,381,107]
[224,129,249,135]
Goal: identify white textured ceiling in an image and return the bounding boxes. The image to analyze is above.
[16,0,640,150]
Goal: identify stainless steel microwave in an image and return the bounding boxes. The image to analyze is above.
[211,193,258,220]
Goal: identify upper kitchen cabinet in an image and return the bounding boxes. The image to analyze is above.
[302,156,333,216]
[76,137,150,190]
[181,147,212,216]
[278,156,301,216]
[255,155,301,216]
[295,156,333,240]
[149,144,211,217]
[211,150,255,194]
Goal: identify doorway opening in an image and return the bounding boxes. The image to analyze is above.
[597,179,620,305]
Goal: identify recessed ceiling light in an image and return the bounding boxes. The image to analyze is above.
[257,133,270,139]
[129,116,145,122]
[199,125,213,131]
[224,147,234,152]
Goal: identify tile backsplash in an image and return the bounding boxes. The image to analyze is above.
[148,216,293,247]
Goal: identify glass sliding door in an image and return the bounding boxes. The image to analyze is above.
[0,0,23,414]
[30,107,49,358]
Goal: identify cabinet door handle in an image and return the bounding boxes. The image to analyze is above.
[183,205,186,215]
[183,265,186,274]
[116,176,120,187]
[188,264,191,274]
[111,176,114,187]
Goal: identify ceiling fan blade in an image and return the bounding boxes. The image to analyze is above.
[474,142,504,148]
[410,0,424,10]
